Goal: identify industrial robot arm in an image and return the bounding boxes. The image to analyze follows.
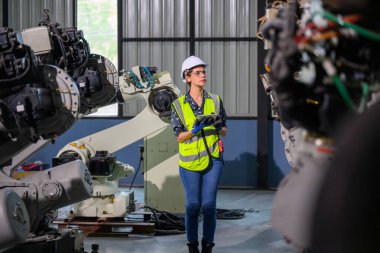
[2,10,120,174]
[0,26,93,250]
[21,9,119,116]
[1,10,121,250]
[261,1,380,251]
[0,27,80,167]
[54,65,181,217]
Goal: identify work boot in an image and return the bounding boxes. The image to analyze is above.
[201,240,215,253]
[187,241,200,253]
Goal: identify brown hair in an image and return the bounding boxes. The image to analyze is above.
[184,69,193,87]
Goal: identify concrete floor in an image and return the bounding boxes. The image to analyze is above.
[81,188,294,253]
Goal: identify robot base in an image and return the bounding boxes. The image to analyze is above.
[0,228,85,253]
[70,191,134,217]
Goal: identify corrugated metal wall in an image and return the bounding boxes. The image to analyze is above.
[3,0,257,117]
[121,0,258,117]
[5,0,74,31]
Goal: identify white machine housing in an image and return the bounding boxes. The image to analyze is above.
[56,67,183,217]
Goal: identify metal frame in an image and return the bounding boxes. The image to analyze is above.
[121,37,259,42]
[256,0,270,189]
[72,0,77,27]
[2,0,8,27]
[117,0,123,117]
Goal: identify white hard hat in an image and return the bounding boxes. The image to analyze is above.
[181,56,207,82]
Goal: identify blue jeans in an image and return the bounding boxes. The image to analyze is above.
[179,157,223,243]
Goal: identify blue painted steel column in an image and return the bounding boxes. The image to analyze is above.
[257,0,270,189]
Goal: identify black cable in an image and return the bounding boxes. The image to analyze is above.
[38,209,59,233]
[129,145,144,191]
[143,205,186,235]
[157,210,184,228]
[216,208,258,220]
[142,205,161,229]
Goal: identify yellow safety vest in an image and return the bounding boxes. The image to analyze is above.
[172,93,221,171]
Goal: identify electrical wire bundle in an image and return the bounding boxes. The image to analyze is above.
[38,9,90,75]
[37,209,59,234]
[262,1,380,135]
[294,10,375,114]
[217,208,258,220]
[143,205,186,235]
[141,205,258,234]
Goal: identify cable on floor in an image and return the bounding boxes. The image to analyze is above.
[143,205,186,235]
[217,208,259,219]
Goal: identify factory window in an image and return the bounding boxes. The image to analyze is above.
[77,0,118,117]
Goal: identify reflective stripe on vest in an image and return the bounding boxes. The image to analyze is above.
[172,93,221,171]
